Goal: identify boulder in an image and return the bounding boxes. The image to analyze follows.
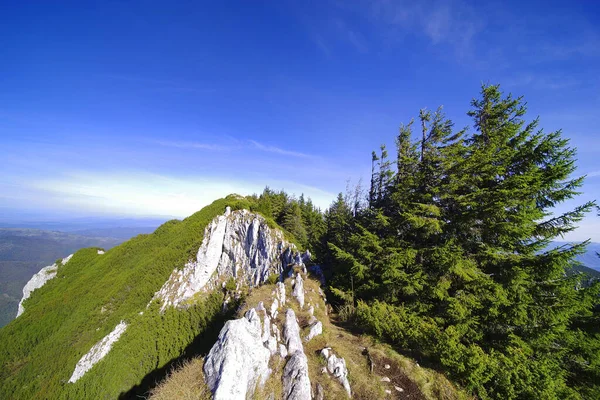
[204,308,271,400]
[282,351,311,400]
[284,309,303,354]
[292,273,305,308]
[304,321,323,342]
[320,347,351,397]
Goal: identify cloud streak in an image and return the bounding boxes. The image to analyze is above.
[25,171,335,217]
[249,140,313,158]
[153,140,231,151]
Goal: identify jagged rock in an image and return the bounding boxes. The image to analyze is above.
[276,280,286,306]
[284,309,303,354]
[155,208,295,310]
[304,321,323,342]
[282,351,311,400]
[292,273,305,308]
[301,250,311,264]
[270,298,279,318]
[308,315,317,325]
[279,343,288,358]
[320,347,351,397]
[204,308,271,400]
[17,254,72,317]
[68,321,127,383]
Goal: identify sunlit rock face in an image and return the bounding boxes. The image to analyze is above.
[17,254,73,317]
[154,207,296,310]
[203,308,272,400]
[68,321,128,383]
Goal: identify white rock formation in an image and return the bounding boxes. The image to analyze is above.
[284,309,303,354]
[97,250,105,255]
[276,281,286,305]
[304,320,323,342]
[17,254,72,317]
[281,307,312,400]
[282,351,312,400]
[292,273,305,308]
[270,298,279,318]
[155,208,296,310]
[320,348,351,397]
[68,321,127,383]
[204,308,272,399]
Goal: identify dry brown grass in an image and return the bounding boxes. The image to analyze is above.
[150,273,472,400]
[149,357,212,400]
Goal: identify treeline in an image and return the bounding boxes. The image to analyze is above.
[248,188,326,256]
[318,85,599,399]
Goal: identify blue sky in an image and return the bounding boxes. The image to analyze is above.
[1,1,599,241]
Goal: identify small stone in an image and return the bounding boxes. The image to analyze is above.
[384,364,391,369]
[381,376,391,382]
[395,386,404,392]
[385,389,392,394]
[304,321,322,342]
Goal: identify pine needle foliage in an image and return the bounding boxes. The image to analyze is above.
[325,85,599,399]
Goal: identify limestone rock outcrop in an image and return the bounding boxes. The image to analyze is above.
[283,351,312,400]
[320,347,352,397]
[68,321,128,383]
[17,254,72,317]
[304,320,323,342]
[154,208,297,310]
[203,307,272,399]
[292,273,305,309]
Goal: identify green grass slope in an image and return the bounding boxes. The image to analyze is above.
[0,195,255,400]
[0,229,124,327]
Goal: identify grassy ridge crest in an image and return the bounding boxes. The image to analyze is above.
[0,195,256,399]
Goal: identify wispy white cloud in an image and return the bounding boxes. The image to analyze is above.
[586,171,600,178]
[153,140,231,151]
[26,171,335,217]
[249,140,313,158]
[368,0,483,58]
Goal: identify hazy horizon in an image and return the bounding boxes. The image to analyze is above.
[1,1,599,241]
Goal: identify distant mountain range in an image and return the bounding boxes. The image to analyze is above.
[551,242,600,274]
[0,216,166,240]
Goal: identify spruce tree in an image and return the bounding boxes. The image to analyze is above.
[325,84,599,399]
